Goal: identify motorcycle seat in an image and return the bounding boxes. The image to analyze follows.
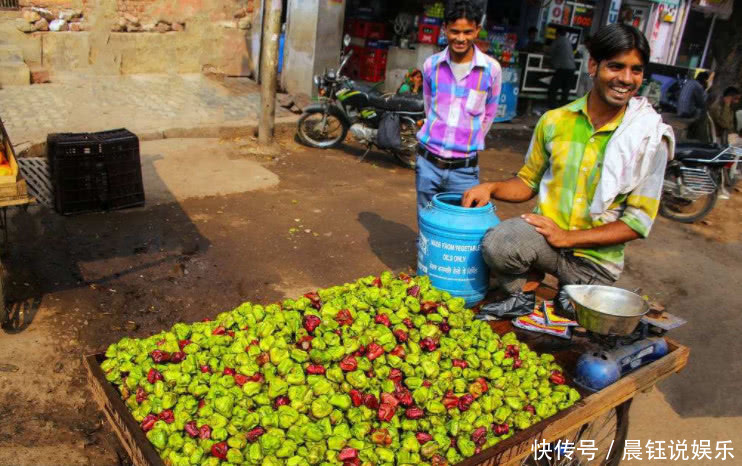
[675,143,723,160]
[368,95,425,113]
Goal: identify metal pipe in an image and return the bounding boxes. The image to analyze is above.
[700,13,716,69]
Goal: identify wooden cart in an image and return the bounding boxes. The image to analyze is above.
[85,322,689,466]
[0,117,35,326]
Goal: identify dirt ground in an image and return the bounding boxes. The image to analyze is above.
[1,127,740,464]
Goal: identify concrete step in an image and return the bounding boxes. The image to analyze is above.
[0,43,23,62]
[0,60,30,86]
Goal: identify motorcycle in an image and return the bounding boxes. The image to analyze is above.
[660,142,742,223]
[296,35,425,169]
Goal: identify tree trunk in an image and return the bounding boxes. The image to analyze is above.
[709,4,742,99]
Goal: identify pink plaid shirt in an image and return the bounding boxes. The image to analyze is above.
[417,46,502,159]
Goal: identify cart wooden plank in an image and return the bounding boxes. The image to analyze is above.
[85,338,689,466]
[84,354,163,466]
[463,339,690,466]
[0,196,35,208]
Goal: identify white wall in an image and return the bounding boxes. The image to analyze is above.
[282,0,346,97]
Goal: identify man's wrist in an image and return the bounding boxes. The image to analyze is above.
[559,229,577,249]
[487,182,500,199]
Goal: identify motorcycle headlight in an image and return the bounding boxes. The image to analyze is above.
[313,75,321,86]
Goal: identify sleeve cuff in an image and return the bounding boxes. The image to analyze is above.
[619,214,651,238]
[517,172,539,192]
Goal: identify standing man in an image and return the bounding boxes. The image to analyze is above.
[462,24,673,318]
[709,86,741,145]
[416,0,502,220]
[548,29,577,109]
[677,72,710,141]
[676,72,709,119]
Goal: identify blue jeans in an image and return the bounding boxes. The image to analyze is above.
[415,154,480,221]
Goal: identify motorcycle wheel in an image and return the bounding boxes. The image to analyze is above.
[392,120,418,169]
[297,107,349,149]
[660,186,719,224]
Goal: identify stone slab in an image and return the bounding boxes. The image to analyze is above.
[41,32,90,71]
[0,61,30,86]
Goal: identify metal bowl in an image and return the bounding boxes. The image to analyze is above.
[563,285,649,336]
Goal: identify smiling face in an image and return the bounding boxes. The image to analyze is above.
[588,48,645,109]
[445,18,481,60]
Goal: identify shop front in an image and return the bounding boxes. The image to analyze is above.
[339,0,541,122]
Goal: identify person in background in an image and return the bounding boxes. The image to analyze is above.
[397,68,423,97]
[415,0,502,220]
[548,29,577,109]
[679,72,711,142]
[676,71,709,119]
[522,27,544,53]
[709,86,741,145]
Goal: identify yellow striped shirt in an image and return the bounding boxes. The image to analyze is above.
[517,95,664,278]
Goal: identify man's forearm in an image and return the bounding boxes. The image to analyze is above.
[560,220,641,248]
[490,177,537,203]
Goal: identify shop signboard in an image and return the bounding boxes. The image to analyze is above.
[494,67,520,123]
[572,5,594,29]
[548,0,571,25]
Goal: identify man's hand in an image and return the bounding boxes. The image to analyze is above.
[462,183,494,207]
[522,214,572,248]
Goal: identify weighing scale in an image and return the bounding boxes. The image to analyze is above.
[563,285,687,392]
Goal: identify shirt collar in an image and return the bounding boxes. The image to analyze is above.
[567,93,626,132]
[442,45,487,71]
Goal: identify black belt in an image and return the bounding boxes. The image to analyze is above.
[417,147,478,169]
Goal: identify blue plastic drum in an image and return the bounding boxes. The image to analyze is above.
[417,193,500,306]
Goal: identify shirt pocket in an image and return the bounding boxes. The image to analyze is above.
[465,90,487,116]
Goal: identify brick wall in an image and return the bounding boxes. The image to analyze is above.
[117,0,156,19]
[115,0,254,24]
[19,0,75,7]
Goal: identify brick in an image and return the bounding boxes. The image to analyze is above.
[30,67,50,84]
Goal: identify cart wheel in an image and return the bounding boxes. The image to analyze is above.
[521,400,631,466]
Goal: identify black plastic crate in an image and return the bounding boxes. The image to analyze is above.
[47,129,145,215]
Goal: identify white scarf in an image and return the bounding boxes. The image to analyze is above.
[590,97,675,219]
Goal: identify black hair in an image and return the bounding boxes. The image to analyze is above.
[444,0,483,26]
[528,27,538,35]
[723,86,741,97]
[587,24,650,66]
[696,72,710,86]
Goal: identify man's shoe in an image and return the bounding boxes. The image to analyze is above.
[554,288,577,319]
[476,291,536,321]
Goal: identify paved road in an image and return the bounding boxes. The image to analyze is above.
[0,74,295,147]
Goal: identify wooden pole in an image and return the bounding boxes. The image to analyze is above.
[258,0,283,145]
